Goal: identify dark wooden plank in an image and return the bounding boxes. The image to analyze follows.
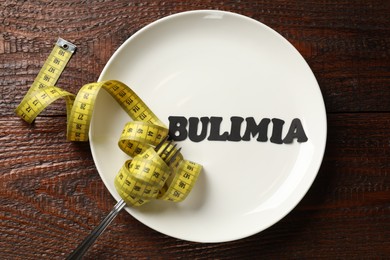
[0,113,389,258]
[1,0,390,259]
[1,1,389,116]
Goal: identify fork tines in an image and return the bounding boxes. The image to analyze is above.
[154,135,181,166]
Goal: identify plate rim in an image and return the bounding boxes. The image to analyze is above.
[91,9,328,242]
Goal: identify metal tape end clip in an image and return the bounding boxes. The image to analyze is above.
[57,38,76,53]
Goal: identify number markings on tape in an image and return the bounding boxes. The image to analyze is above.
[15,38,202,207]
[15,38,76,123]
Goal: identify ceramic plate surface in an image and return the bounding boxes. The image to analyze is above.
[90,10,327,243]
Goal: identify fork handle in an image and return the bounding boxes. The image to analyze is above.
[66,199,127,260]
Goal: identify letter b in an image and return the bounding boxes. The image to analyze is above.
[168,116,188,141]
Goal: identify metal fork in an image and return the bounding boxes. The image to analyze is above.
[67,136,180,260]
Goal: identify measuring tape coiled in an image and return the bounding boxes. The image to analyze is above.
[15,38,202,207]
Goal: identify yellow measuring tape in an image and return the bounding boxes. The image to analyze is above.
[15,38,202,206]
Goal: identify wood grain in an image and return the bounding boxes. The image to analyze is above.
[1,0,389,259]
[1,114,389,259]
[1,1,389,115]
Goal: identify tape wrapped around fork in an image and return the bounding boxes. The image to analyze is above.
[115,149,202,206]
[15,38,202,207]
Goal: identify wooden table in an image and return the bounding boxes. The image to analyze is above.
[1,1,389,259]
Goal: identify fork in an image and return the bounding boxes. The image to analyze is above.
[67,136,180,260]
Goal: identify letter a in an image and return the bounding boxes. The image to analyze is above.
[283,118,308,143]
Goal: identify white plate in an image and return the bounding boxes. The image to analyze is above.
[90,10,327,243]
